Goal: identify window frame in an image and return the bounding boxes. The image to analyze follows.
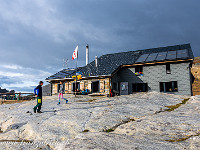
[135,66,143,73]
[166,63,171,74]
[160,81,178,92]
[132,83,148,92]
[135,66,143,76]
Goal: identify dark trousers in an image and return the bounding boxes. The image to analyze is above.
[33,97,42,112]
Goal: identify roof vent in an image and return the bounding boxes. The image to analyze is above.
[86,44,89,65]
[95,56,98,67]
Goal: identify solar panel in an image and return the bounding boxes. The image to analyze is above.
[166,51,177,60]
[177,49,189,58]
[145,53,158,62]
[156,52,167,61]
[136,54,149,63]
[50,69,76,79]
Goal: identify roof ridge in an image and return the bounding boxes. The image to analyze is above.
[99,43,191,58]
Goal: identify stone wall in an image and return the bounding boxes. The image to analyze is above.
[191,57,200,95]
[42,84,51,96]
[51,78,110,95]
[52,82,58,95]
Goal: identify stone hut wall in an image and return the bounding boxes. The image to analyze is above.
[51,78,110,95]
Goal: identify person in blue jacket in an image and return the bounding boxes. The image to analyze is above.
[33,81,43,113]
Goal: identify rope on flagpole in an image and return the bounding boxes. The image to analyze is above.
[72,45,79,97]
[75,57,77,97]
[75,44,78,97]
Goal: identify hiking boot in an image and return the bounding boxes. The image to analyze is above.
[33,109,36,113]
[37,111,43,113]
[57,102,60,105]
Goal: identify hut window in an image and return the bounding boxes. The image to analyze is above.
[160,81,178,92]
[135,66,143,73]
[132,83,148,92]
[166,64,171,74]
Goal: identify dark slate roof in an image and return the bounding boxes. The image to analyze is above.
[46,44,194,80]
[46,69,76,80]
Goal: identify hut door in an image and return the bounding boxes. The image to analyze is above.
[72,82,80,92]
[57,84,61,93]
[120,82,128,95]
[92,81,99,93]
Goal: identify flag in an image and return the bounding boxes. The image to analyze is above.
[72,45,78,60]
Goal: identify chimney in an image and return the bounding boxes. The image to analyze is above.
[86,44,89,65]
[95,56,98,67]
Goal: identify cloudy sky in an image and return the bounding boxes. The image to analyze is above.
[0,0,200,92]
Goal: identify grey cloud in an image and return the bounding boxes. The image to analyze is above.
[7,86,35,93]
[0,76,20,86]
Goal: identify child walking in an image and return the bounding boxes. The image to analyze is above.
[33,81,43,113]
[58,81,68,105]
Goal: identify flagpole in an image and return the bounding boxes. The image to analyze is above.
[75,45,78,97]
[75,56,77,97]
[72,45,78,97]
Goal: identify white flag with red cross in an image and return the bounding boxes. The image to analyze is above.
[72,45,78,60]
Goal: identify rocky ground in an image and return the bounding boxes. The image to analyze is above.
[0,92,199,150]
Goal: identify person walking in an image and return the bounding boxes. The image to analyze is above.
[33,81,43,113]
[58,81,68,105]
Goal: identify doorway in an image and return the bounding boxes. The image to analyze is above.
[72,82,80,92]
[57,84,60,93]
[57,83,65,93]
[120,82,128,95]
[91,81,99,93]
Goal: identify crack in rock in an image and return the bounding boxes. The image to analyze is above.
[5,122,27,132]
[0,127,3,133]
[0,139,33,143]
[103,117,136,132]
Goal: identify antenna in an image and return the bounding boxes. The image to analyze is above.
[63,58,69,69]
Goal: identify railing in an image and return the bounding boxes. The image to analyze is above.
[0,93,35,101]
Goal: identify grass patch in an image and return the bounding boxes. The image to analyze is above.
[165,98,190,112]
[105,129,114,133]
[82,129,89,133]
[166,136,192,142]
[87,99,96,102]
[129,118,135,121]
[166,133,200,142]
[104,118,135,133]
